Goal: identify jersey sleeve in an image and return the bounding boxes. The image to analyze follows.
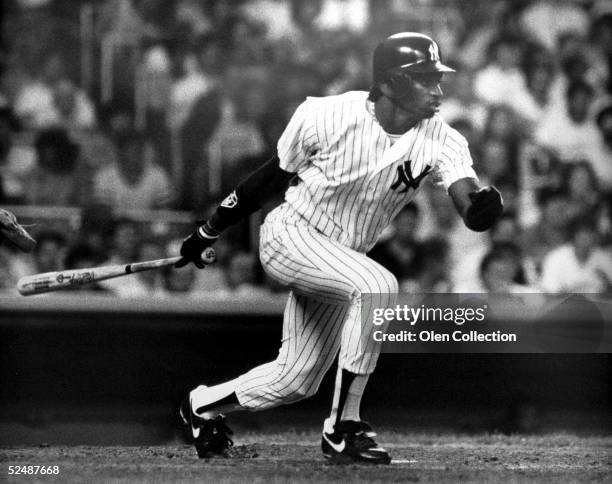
[277,98,318,173]
[431,129,478,190]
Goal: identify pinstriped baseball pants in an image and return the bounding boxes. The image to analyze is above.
[234,209,398,410]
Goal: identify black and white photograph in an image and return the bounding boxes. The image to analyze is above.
[1,0,611,482]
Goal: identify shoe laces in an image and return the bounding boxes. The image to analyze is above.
[211,416,234,447]
[353,429,378,450]
[338,421,379,450]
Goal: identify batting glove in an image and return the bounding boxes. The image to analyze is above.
[465,186,504,232]
[175,223,219,269]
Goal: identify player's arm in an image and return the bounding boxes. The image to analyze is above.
[176,154,296,268]
[448,177,503,232]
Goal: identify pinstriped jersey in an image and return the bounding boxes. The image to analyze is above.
[275,91,477,253]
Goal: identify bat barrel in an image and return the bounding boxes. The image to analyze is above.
[16,249,216,296]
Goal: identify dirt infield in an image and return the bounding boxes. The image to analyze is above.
[2,433,611,483]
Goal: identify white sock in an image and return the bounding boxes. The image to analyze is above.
[328,367,370,427]
[340,374,369,421]
[191,380,243,419]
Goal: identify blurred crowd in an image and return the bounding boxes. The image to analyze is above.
[0,0,611,297]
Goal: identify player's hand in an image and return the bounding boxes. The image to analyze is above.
[465,186,503,232]
[175,223,218,269]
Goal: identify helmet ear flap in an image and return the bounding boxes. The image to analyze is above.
[383,72,413,99]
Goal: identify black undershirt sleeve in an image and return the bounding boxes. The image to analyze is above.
[206,154,296,233]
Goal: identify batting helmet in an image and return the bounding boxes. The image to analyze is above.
[373,32,455,85]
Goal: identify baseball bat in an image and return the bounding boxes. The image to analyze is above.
[17,247,216,296]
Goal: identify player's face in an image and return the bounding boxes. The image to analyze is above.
[387,72,444,119]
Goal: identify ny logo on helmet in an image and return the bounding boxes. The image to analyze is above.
[390,161,432,193]
[429,43,440,62]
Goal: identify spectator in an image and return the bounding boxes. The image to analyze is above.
[93,129,174,209]
[516,142,564,228]
[314,0,369,34]
[206,65,268,200]
[455,1,520,70]
[78,203,115,258]
[412,237,452,293]
[592,103,612,190]
[175,35,224,209]
[439,66,488,132]
[0,105,28,203]
[535,81,602,165]
[417,183,489,289]
[564,161,603,221]
[521,190,572,278]
[479,243,536,293]
[77,130,117,173]
[31,230,67,274]
[596,193,612,245]
[540,217,612,293]
[482,104,522,144]
[323,44,369,96]
[519,0,590,52]
[13,54,96,131]
[0,233,32,294]
[522,45,557,118]
[167,49,215,133]
[173,0,215,41]
[131,239,167,296]
[161,261,197,296]
[23,127,88,206]
[99,101,134,141]
[140,44,172,170]
[51,78,97,131]
[13,54,65,130]
[453,211,529,292]
[591,2,612,93]
[240,0,297,41]
[368,203,424,292]
[475,137,517,188]
[474,35,538,123]
[0,246,18,293]
[106,217,141,265]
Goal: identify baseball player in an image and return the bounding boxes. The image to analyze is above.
[177,32,503,464]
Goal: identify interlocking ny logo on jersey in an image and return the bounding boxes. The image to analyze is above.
[390,161,432,193]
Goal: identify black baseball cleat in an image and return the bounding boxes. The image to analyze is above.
[179,391,234,458]
[322,420,391,464]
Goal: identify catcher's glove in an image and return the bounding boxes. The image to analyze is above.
[0,208,36,252]
[465,186,503,232]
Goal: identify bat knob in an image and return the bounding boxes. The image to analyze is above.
[202,247,216,264]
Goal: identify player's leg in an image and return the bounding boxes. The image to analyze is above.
[181,294,348,458]
[289,233,398,464]
[261,219,398,462]
[189,291,348,414]
[327,275,396,428]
